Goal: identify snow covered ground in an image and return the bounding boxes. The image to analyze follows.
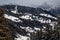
[4,12,57,40]
[3,6,57,40]
[15,33,30,40]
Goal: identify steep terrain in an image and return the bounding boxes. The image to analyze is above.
[0,5,57,40]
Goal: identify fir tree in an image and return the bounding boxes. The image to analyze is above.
[0,8,13,40]
[30,16,60,40]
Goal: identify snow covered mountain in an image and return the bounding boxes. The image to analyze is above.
[37,3,60,16]
[0,5,57,40]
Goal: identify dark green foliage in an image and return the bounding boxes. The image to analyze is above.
[30,14,60,40]
[0,8,13,40]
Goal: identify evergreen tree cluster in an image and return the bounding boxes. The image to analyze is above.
[0,8,13,40]
[30,14,60,40]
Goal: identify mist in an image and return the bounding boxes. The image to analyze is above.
[0,0,60,7]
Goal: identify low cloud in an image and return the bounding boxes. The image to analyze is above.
[0,0,60,7]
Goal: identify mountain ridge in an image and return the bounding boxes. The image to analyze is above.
[0,4,58,40]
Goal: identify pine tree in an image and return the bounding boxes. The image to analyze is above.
[30,29,42,40]
[56,14,60,40]
[0,8,13,40]
[57,14,60,33]
[30,18,60,40]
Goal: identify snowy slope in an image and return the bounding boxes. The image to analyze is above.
[0,5,57,40]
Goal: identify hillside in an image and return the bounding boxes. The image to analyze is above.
[0,5,58,40]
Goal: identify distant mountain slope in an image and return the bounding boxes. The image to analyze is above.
[0,5,57,40]
[37,3,60,16]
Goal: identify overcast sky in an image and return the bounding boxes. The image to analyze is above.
[0,0,60,7]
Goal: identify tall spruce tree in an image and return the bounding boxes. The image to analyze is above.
[0,8,13,40]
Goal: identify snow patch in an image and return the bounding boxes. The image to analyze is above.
[15,33,30,40]
[11,10,17,14]
[40,13,57,20]
[20,26,35,33]
[34,27,40,31]
[19,15,33,20]
[4,14,22,22]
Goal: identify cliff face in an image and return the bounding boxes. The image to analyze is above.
[0,8,12,40]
